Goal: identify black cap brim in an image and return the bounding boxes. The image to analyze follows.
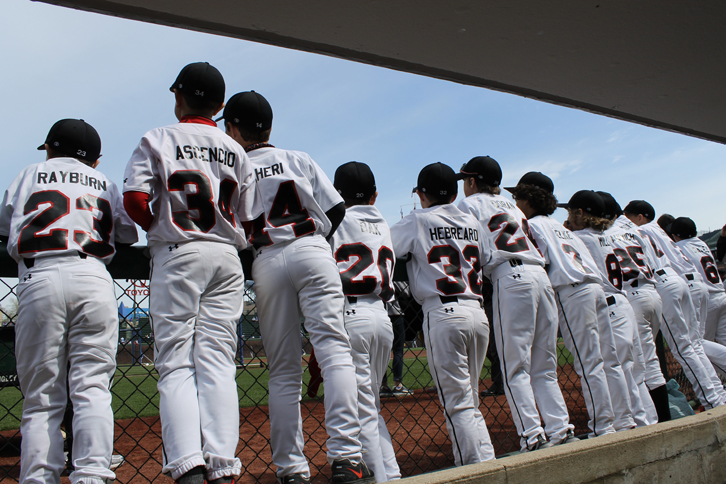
[37,144,46,151]
[556,203,570,209]
[503,186,516,193]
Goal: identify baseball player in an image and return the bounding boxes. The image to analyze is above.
[562,190,654,427]
[670,217,726,376]
[506,172,619,437]
[219,91,374,484]
[456,156,576,451]
[0,119,138,483]
[391,162,495,465]
[330,161,400,482]
[623,201,726,409]
[598,192,671,422]
[123,63,259,484]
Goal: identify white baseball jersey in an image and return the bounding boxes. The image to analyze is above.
[390,203,490,304]
[123,120,259,250]
[636,221,696,276]
[606,223,657,289]
[573,228,624,296]
[0,157,138,263]
[246,147,343,247]
[676,237,724,293]
[526,215,601,290]
[329,205,395,302]
[457,193,544,277]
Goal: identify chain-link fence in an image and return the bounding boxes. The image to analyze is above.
[0,246,700,483]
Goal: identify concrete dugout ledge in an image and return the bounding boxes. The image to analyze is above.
[400,404,726,484]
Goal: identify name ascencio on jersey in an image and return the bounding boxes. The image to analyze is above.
[429,226,479,242]
[175,145,236,167]
[36,171,107,191]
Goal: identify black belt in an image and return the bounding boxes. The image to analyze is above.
[347,296,357,304]
[23,251,87,269]
[655,269,666,277]
[631,280,639,288]
[509,259,523,268]
[606,295,616,306]
[440,295,458,304]
[685,273,695,281]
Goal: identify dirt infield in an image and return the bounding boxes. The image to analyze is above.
[0,363,589,483]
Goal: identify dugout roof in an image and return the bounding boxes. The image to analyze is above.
[39,0,726,144]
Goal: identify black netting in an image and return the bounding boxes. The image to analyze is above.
[0,250,702,482]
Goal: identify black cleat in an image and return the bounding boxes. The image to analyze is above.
[331,458,376,484]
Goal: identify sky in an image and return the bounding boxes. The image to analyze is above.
[1,0,725,236]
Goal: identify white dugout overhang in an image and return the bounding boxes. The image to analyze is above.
[37,0,726,145]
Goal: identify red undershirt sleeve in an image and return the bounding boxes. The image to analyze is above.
[123,191,154,232]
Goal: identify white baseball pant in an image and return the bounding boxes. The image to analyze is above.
[555,282,616,437]
[655,269,725,409]
[16,254,118,484]
[705,292,726,346]
[491,262,573,450]
[252,235,362,478]
[684,278,726,389]
[150,241,244,481]
[625,285,667,389]
[607,294,656,426]
[421,296,494,465]
[344,296,400,482]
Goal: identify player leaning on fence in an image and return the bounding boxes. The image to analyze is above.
[0,119,138,483]
[122,62,261,484]
[390,162,496,466]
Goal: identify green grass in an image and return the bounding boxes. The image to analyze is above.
[0,344,575,430]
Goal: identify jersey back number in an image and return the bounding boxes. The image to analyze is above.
[488,213,528,253]
[427,244,482,296]
[701,255,721,284]
[168,170,237,233]
[335,242,394,300]
[18,190,114,257]
[250,180,316,246]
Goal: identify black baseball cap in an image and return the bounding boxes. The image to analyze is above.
[217,91,273,133]
[37,119,101,162]
[414,162,458,199]
[334,161,376,201]
[623,200,656,221]
[596,191,622,220]
[669,217,697,239]
[170,62,225,105]
[504,171,554,194]
[557,190,605,217]
[456,156,502,186]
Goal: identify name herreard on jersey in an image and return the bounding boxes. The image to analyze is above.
[175,145,236,167]
[429,226,479,242]
[36,171,107,191]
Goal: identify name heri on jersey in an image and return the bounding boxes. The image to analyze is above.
[176,145,236,167]
[37,171,107,191]
[429,226,479,242]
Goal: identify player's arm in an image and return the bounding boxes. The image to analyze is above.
[122,134,158,232]
[325,202,345,241]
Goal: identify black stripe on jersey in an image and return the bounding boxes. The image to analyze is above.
[661,314,715,409]
[556,292,599,436]
[424,311,464,466]
[494,278,528,446]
